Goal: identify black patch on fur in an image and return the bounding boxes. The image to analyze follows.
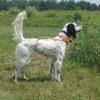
[67,23,76,38]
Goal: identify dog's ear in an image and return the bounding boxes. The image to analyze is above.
[67,23,76,38]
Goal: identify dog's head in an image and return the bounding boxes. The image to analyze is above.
[62,23,82,38]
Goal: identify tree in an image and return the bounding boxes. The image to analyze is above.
[0,0,99,11]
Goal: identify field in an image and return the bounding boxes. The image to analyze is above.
[0,10,100,100]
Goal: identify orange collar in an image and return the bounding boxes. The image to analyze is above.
[54,34,69,44]
[58,35,69,44]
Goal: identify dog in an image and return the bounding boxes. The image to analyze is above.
[12,11,82,82]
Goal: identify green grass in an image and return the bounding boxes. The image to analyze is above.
[0,62,100,100]
[0,10,100,100]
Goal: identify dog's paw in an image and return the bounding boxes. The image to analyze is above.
[23,74,29,80]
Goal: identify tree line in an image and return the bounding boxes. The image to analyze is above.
[0,0,100,11]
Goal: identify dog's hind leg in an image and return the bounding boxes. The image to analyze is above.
[14,45,31,82]
[14,58,29,83]
[15,56,31,82]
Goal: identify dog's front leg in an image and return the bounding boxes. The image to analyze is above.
[49,57,56,78]
[54,60,62,82]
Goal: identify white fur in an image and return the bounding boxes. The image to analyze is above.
[12,11,81,82]
[12,11,27,42]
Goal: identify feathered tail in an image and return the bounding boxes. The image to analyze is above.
[12,11,27,43]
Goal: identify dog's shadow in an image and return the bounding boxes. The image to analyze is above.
[11,76,52,83]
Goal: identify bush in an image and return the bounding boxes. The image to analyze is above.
[73,12,82,21]
[9,7,20,15]
[67,22,100,67]
[45,11,56,17]
[25,6,37,18]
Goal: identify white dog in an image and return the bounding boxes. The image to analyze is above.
[12,11,82,82]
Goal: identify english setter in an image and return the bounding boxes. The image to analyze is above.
[12,11,82,82]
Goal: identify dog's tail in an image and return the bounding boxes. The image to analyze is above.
[12,11,27,43]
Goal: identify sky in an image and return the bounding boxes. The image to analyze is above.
[58,0,100,5]
[75,0,100,5]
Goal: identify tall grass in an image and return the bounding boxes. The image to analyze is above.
[67,11,100,67]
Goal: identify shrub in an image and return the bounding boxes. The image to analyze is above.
[45,11,56,17]
[73,12,82,21]
[25,6,37,18]
[67,22,100,67]
[9,7,20,15]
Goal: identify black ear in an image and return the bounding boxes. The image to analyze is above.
[67,23,76,38]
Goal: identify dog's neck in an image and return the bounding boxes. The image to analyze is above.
[61,31,71,38]
[57,32,70,44]
[59,31,70,39]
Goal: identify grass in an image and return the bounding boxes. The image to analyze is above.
[0,61,100,100]
[0,10,100,100]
